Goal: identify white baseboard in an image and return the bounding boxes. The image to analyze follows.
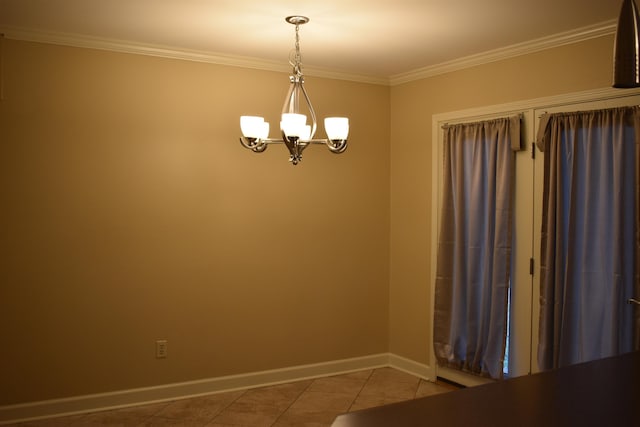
[388,353,436,381]
[0,353,433,424]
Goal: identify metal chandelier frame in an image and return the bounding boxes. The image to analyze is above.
[239,16,349,165]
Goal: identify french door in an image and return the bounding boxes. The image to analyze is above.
[531,93,640,373]
[431,89,640,385]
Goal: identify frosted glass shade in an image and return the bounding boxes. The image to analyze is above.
[300,125,311,142]
[241,116,269,139]
[324,117,349,140]
[281,113,307,137]
[260,122,270,139]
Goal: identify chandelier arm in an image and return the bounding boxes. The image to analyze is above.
[240,137,317,153]
[299,79,317,139]
[252,145,268,153]
[327,140,348,153]
[264,138,289,144]
[242,137,317,146]
[305,138,348,153]
[240,136,346,157]
[239,137,268,152]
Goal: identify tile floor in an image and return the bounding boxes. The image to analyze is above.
[7,368,460,427]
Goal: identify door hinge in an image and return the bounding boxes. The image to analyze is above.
[530,142,536,159]
[529,258,534,275]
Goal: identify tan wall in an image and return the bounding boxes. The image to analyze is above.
[388,35,615,365]
[0,32,618,406]
[0,39,391,405]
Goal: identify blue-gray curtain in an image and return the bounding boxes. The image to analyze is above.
[433,116,521,379]
[536,106,640,371]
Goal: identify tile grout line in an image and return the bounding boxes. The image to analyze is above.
[412,378,422,400]
[137,400,172,426]
[207,389,249,426]
[346,368,375,413]
[268,378,316,427]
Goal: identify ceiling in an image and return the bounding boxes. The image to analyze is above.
[0,0,621,83]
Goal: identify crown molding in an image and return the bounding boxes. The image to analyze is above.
[0,26,286,72]
[389,20,617,86]
[1,20,617,87]
[0,26,390,85]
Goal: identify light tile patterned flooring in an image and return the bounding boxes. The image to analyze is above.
[9,368,460,427]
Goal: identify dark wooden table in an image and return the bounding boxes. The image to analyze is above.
[332,351,640,427]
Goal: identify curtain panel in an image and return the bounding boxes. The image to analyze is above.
[433,115,521,379]
[536,106,640,371]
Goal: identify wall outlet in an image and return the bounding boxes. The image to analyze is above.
[156,340,168,359]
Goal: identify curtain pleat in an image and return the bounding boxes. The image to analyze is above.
[433,116,520,379]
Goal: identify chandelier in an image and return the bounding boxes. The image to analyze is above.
[239,16,349,165]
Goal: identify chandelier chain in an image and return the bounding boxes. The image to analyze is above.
[291,23,303,76]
